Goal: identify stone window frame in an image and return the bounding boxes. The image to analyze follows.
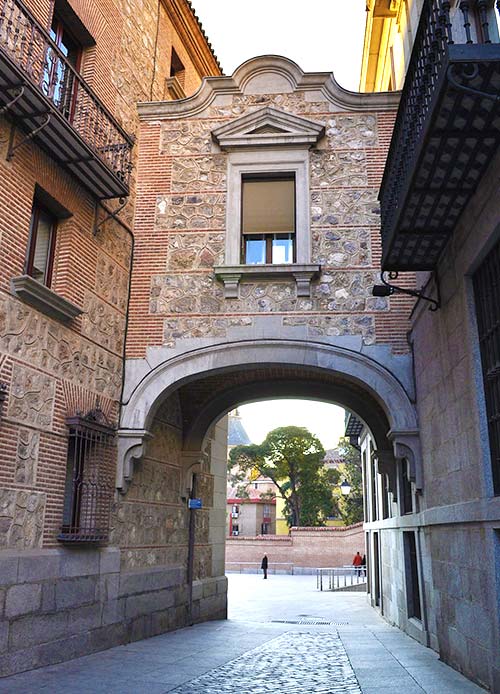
[214,149,321,298]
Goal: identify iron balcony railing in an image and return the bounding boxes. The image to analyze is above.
[379,0,500,270]
[0,0,133,194]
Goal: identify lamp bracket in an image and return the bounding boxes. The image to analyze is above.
[378,271,440,311]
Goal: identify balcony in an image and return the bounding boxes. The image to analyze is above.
[0,0,133,199]
[379,1,500,271]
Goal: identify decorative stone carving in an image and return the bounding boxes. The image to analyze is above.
[0,294,122,399]
[311,189,380,227]
[163,316,253,347]
[312,229,371,267]
[96,255,128,312]
[116,429,153,493]
[325,114,378,149]
[7,364,56,428]
[155,194,226,230]
[310,150,367,188]
[81,293,126,355]
[167,233,225,270]
[211,106,324,150]
[388,429,423,491]
[160,120,218,155]
[14,428,39,485]
[0,489,45,548]
[94,219,132,269]
[171,156,226,193]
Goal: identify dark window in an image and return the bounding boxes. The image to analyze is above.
[401,460,413,514]
[474,239,500,495]
[59,410,114,544]
[231,525,239,536]
[46,13,82,120]
[26,203,57,287]
[261,523,269,535]
[404,531,422,620]
[170,48,186,89]
[241,174,296,265]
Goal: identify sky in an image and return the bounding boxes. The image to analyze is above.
[191,0,367,92]
[191,2,367,447]
[237,400,347,450]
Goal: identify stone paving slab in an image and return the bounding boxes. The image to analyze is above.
[0,575,487,694]
[170,632,361,694]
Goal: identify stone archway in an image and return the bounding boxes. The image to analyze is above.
[117,339,420,493]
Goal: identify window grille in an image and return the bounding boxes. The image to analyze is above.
[58,408,114,544]
[473,240,500,495]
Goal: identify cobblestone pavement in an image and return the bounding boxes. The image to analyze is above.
[172,632,361,694]
[0,575,486,694]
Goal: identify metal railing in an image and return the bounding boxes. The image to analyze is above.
[379,0,500,254]
[58,410,115,544]
[0,0,133,184]
[226,562,295,574]
[316,566,367,591]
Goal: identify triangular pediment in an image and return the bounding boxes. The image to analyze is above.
[212,106,325,150]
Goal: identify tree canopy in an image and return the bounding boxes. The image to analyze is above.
[336,437,363,525]
[229,425,337,527]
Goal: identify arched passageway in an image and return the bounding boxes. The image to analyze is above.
[111,339,422,641]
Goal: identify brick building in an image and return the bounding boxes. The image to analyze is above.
[0,0,220,674]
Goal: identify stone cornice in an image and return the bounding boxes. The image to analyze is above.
[138,55,401,121]
[162,0,222,78]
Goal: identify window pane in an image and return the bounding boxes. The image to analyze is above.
[31,211,54,284]
[272,235,293,264]
[242,177,295,234]
[245,237,266,264]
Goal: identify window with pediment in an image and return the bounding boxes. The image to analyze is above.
[212,107,324,298]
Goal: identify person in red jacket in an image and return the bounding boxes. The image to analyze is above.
[352,551,363,577]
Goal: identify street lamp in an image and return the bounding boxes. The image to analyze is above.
[340,480,351,496]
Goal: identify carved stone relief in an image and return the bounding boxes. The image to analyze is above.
[7,363,56,428]
[0,489,45,548]
[0,295,122,399]
[81,292,126,355]
[14,428,39,485]
[96,255,128,312]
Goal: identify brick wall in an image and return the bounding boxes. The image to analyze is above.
[226,524,365,571]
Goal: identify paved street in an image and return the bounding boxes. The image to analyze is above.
[0,574,485,693]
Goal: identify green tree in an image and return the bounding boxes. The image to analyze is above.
[229,426,334,527]
[337,437,364,525]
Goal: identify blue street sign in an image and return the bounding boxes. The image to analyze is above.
[188,498,202,509]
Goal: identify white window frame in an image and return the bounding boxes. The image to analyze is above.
[225,149,311,265]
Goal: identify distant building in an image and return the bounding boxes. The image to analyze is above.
[226,409,276,536]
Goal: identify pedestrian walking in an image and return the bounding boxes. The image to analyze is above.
[352,551,362,577]
[361,554,366,577]
[261,554,268,579]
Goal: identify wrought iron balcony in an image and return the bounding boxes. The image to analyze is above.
[0,0,133,198]
[379,0,500,271]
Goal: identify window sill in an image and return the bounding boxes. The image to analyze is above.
[11,275,83,323]
[214,263,321,299]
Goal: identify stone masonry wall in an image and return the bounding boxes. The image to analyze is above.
[128,76,415,359]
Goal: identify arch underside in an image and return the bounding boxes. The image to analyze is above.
[117,340,421,493]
